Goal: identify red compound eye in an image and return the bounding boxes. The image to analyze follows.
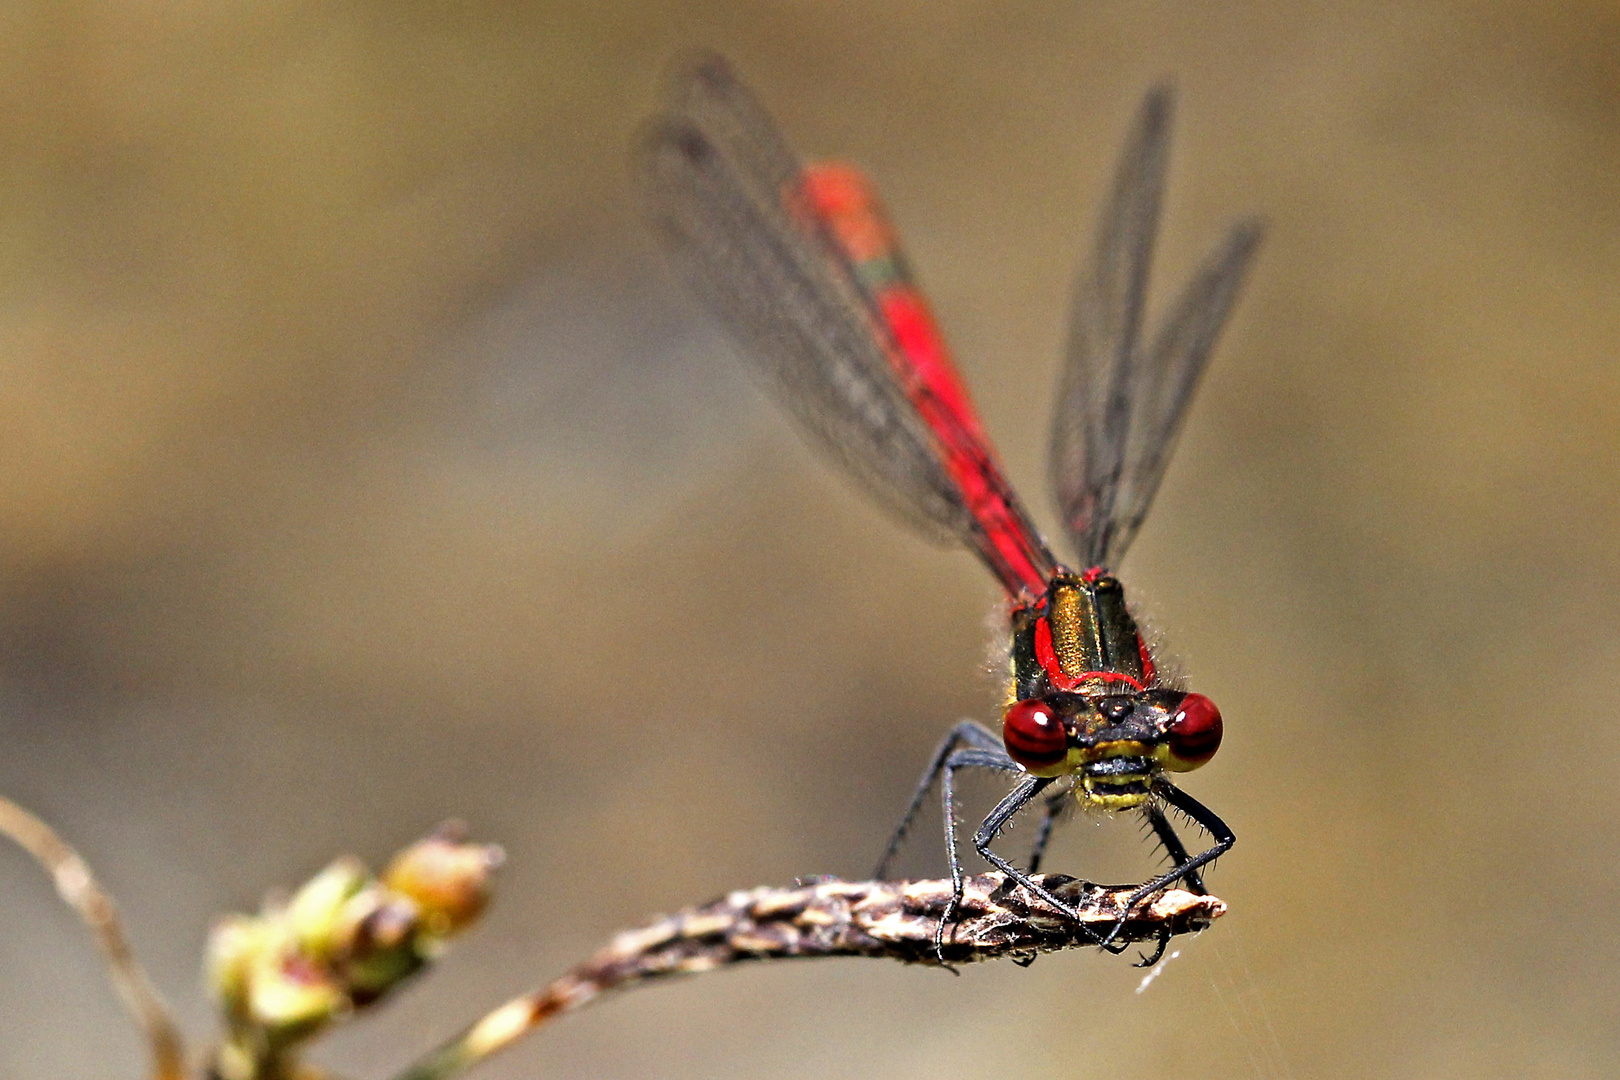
[1002,699,1069,774]
[1165,692,1222,771]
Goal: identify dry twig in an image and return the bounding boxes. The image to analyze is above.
[390,873,1224,1080]
[0,794,187,1080]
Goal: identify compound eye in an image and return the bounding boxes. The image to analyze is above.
[1165,692,1222,771]
[1002,699,1069,775]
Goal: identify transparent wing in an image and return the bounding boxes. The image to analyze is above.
[638,53,974,546]
[1050,86,1262,567]
[1107,219,1263,556]
[641,54,1059,597]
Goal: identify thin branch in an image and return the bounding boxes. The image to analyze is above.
[0,794,187,1080]
[390,873,1224,1080]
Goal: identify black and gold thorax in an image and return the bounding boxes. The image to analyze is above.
[1008,570,1156,705]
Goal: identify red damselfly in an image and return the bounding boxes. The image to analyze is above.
[639,54,1261,963]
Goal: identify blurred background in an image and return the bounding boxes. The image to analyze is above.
[2,1,1619,1077]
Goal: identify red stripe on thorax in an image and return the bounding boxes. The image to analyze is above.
[1033,615,1080,691]
[1033,615,1146,694]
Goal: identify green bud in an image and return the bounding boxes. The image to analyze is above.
[286,857,370,960]
[341,895,427,1000]
[246,949,347,1039]
[205,914,277,1018]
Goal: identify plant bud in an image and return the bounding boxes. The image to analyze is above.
[286,857,369,959]
[382,825,502,936]
[205,914,277,1018]
[246,950,346,1038]
[340,895,427,1000]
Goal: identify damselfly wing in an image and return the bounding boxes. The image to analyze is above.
[639,54,1261,959]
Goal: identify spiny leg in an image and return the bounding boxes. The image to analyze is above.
[1127,803,1202,967]
[1101,780,1234,949]
[1143,802,1205,894]
[873,720,1004,880]
[970,779,1120,953]
[932,747,1031,959]
[1010,786,1070,970]
[1026,785,1070,875]
[1134,923,1173,968]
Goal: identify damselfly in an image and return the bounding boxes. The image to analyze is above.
[639,54,1261,961]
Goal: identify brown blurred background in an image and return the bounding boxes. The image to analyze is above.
[3,1,1619,1077]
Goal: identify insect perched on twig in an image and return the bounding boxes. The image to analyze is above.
[639,53,1261,965]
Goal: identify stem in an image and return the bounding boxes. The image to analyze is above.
[390,873,1222,1080]
[0,794,188,1080]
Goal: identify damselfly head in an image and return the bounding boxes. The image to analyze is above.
[1002,689,1223,808]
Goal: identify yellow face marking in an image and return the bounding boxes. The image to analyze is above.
[1074,739,1157,809]
[1076,739,1152,764]
[1079,787,1152,811]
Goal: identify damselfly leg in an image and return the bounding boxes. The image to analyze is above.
[1026,785,1070,874]
[873,720,1005,881]
[1144,800,1206,895]
[1031,779,1222,964]
[1099,781,1235,949]
[874,720,1233,962]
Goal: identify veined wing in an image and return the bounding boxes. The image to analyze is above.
[639,53,1055,596]
[1049,86,1262,569]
